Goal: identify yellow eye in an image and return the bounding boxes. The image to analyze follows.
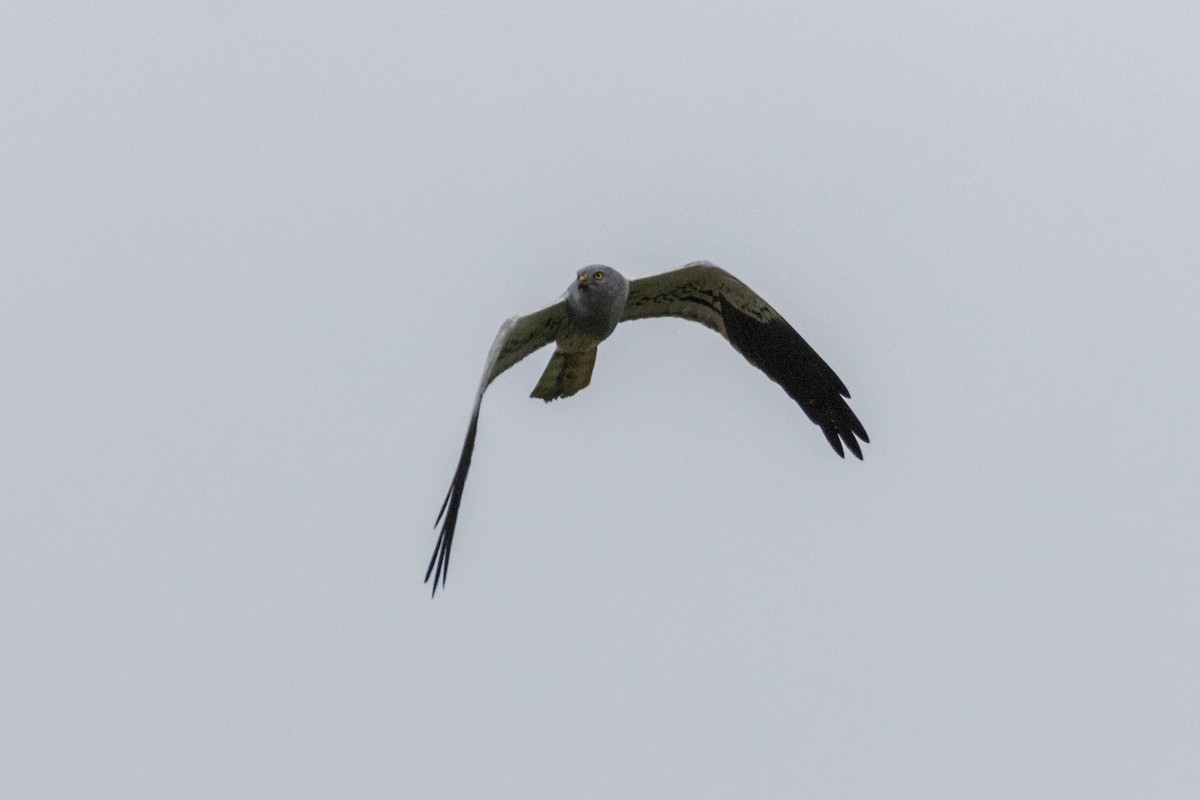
[593,271,605,281]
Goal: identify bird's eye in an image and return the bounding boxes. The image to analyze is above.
[593,271,605,281]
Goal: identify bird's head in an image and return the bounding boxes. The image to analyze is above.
[575,265,614,287]
[569,265,627,300]
[565,265,630,335]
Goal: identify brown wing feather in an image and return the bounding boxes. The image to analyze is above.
[622,262,868,458]
[426,302,567,596]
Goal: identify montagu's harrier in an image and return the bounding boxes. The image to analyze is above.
[427,261,867,595]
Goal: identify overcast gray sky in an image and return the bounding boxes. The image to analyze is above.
[3,3,1199,798]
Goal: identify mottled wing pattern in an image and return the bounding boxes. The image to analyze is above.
[622,261,868,458]
[426,301,568,595]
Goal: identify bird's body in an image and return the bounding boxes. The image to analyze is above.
[426,261,868,594]
[531,266,630,400]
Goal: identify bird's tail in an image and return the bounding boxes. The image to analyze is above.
[530,348,597,401]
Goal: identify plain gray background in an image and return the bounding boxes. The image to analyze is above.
[3,3,1198,797]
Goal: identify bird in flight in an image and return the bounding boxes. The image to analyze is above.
[427,261,868,595]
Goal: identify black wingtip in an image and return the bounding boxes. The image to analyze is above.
[434,484,452,528]
[425,548,445,597]
[426,493,456,597]
[718,294,868,464]
[847,420,868,459]
[425,519,452,598]
[426,412,480,598]
[824,428,846,458]
[845,435,863,461]
[824,425,867,460]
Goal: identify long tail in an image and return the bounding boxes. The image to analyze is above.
[530,348,597,401]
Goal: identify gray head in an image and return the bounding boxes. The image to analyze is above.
[564,265,631,341]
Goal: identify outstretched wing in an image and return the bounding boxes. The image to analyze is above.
[426,301,568,595]
[621,261,868,458]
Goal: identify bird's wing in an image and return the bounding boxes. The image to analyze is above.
[621,261,868,458]
[426,301,568,595]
